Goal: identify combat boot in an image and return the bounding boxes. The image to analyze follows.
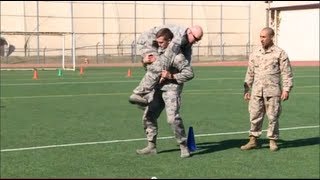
[269,139,278,151]
[129,94,148,106]
[240,136,258,150]
[136,142,157,155]
[180,142,191,158]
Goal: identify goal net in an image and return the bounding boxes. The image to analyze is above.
[0,32,75,71]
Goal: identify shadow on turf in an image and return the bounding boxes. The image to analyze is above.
[158,137,320,155]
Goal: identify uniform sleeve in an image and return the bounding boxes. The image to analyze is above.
[279,50,294,92]
[244,53,255,93]
[136,28,158,56]
[172,54,194,84]
[158,37,182,69]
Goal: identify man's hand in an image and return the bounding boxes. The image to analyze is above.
[244,92,250,102]
[142,54,156,64]
[161,70,172,79]
[159,70,173,83]
[281,91,289,101]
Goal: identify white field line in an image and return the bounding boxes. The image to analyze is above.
[0,80,140,86]
[1,76,319,86]
[0,92,130,99]
[1,125,318,152]
[0,85,318,100]
[1,90,319,100]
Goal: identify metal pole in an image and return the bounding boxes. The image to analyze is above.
[0,0,2,62]
[70,1,74,66]
[37,1,40,64]
[62,34,65,69]
[266,1,271,27]
[0,1,1,33]
[43,47,46,64]
[191,2,193,26]
[96,42,100,64]
[72,33,75,71]
[134,1,137,63]
[102,1,105,63]
[248,4,251,55]
[162,2,165,25]
[274,10,278,45]
[220,4,223,61]
[23,1,28,57]
[0,1,2,62]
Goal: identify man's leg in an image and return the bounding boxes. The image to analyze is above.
[241,96,265,150]
[129,57,164,106]
[136,89,164,155]
[163,90,190,158]
[265,96,281,151]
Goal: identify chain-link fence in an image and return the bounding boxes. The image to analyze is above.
[1,1,258,68]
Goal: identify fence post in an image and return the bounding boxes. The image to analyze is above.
[43,47,46,64]
[246,42,249,59]
[131,41,135,63]
[222,42,225,61]
[96,42,100,64]
[197,44,200,62]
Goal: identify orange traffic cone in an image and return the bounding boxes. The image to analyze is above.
[80,66,84,75]
[127,68,132,77]
[33,69,39,80]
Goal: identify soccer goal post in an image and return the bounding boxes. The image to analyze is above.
[0,31,75,71]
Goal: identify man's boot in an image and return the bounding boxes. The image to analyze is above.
[129,94,148,106]
[240,136,257,150]
[180,142,191,158]
[269,139,278,151]
[136,141,157,155]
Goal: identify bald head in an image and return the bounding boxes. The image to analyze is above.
[261,27,275,37]
[190,25,203,40]
[260,27,275,49]
[187,25,203,44]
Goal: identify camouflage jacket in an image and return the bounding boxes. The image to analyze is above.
[136,24,192,63]
[244,45,294,97]
[159,53,194,92]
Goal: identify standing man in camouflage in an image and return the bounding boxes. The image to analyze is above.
[136,28,194,158]
[241,27,294,151]
[129,24,203,106]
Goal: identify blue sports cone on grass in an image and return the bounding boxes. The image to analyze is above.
[187,126,197,152]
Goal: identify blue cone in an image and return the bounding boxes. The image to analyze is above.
[187,126,197,152]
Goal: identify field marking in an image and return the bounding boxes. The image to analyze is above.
[0,80,140,86]
[0,93,130,99]
[1,90,319,100]
[1,125,318,153]
[1,89,319,99]
[1,75,319,86]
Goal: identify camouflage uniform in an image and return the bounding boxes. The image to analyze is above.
[141,52,194,146]
[133,24,192,96]
[244,45,293,140]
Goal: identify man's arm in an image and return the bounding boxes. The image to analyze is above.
[243,54,255,101]
[161,53,194,84]
[279,50,293,101]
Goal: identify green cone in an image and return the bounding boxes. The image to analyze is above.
[58,69,63,77]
